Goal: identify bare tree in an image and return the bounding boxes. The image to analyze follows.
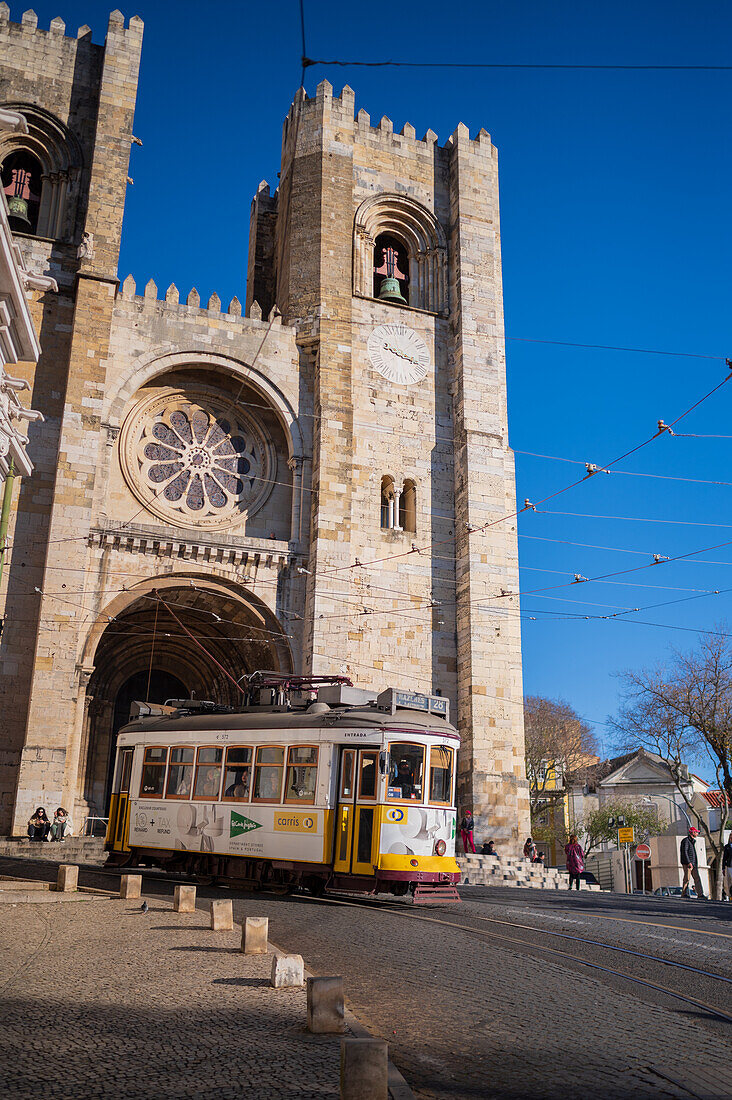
[524,695,599,814]
[612,630,732,899]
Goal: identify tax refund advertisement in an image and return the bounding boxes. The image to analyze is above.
[128,801,323,861]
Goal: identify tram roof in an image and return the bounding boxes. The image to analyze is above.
[117,705,459,741]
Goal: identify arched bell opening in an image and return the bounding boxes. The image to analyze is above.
[2,149,42,234]
[77,580,292,818]
[373,233,410,305]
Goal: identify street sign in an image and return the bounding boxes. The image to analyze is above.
[618,826,635,845]
[635,842,651,860]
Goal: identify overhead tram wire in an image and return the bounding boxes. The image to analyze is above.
[303,57,732,72]
[317,367,732,578]
[1,335,727,558]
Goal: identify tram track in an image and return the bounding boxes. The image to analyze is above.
[2,855,730,1027]
[314,893,732,1027]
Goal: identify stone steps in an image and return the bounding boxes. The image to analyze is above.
[0,837,107,865]
[457,855,602,891]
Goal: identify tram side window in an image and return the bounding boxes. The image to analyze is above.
[139,746,168,798]
[166,746,195,799]
[429,746,453,804]
[253,745,285,802]
[285,745,318,804]
[222,746,253,801]
[387,743,424,800]
[193,747,223,800]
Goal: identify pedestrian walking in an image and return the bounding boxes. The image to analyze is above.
[680,826,707,900]
[27,807,50,841]
[722,838,732,902]
[460,810,476,854]
[523,836,537,861]
[564,834,585,890]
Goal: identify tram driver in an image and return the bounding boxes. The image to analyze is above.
[395,758,415,798]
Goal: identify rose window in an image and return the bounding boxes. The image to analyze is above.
[120,389,274,530]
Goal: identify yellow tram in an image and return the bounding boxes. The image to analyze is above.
[106,676,461,897]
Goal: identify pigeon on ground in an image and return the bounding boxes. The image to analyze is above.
[140,900,148,913]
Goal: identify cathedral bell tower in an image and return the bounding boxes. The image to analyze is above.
[248,81,530,850]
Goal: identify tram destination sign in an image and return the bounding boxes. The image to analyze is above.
[377,688,449,721]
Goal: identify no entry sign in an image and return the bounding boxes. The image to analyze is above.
[635,843,651,860]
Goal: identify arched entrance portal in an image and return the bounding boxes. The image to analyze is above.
[79,579,291,817]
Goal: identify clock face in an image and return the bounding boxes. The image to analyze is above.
[367,323,431,386]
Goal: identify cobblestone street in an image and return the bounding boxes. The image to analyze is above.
[0,894,344,1100]
[1,859,730,1099]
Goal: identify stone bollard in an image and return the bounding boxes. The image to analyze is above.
[242,915,268,954]
[340,1038,388,1100]
[120,874,142,900]
[270,953,304,988]
[56,864,78,893]
[173,885,196,913]
[210,899,233,931]
[307,975,345,1033]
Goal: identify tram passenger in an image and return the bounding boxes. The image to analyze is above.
[27,807,50,841]
[199,768,220,799]
[395,758,415,797]
[225,771,249,799]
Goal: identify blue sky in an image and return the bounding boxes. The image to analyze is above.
[22,1,732,770]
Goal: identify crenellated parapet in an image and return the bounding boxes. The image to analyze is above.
[282,79,497,161]
[118,274,288,331]
[0,4,143,45]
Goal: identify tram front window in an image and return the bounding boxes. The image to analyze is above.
[429,746,453,804]
[387,743,424,800]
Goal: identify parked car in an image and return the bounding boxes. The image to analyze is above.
[653,885,697,899]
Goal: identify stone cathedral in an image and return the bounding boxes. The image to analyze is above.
[0,8,530,847]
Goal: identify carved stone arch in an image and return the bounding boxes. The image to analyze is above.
[103,349,304,463]
[75,574,294,813]
[354,193,448,313]
[0,102,84,240]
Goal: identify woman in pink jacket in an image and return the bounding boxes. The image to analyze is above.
[564,834,585,891]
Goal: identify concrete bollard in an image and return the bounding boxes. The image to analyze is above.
[242,915,268,954]
[270,953,304,988]
[120,874,142,900]
[173,885,196,913]
[56,864,78,893]
[210,898,233,931]
[307,975,345,1033]
[340,1038,388,1100]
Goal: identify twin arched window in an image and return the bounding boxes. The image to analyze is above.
[381,476,417,533]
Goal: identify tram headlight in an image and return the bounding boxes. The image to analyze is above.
[434,839,447,856]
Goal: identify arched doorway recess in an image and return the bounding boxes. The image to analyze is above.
[79,579,292,816]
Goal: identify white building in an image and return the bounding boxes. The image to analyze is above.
[0,107,51,483]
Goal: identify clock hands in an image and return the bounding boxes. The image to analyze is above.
[382,341,421,367]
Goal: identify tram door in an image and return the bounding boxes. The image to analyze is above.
[333,748,379,876]
[109,748,134,852]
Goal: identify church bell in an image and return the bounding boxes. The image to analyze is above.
[7,194,31,229]
[377,275,407,305]
[375,244,408,305]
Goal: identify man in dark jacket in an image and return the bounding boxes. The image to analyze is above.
[680,826,706,899]
[722,837,732,901]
